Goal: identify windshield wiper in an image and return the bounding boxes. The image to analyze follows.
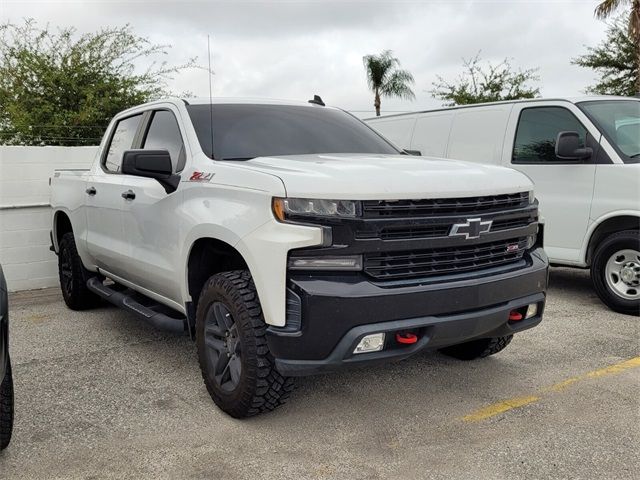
[218,157,255,161]
[629,153,640,158]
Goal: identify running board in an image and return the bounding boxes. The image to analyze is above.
[87,277,187,333]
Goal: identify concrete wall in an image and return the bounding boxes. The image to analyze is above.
[0,146,98,291]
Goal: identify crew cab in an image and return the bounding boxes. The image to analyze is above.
[50,97,549,417]
[366,96,640,315]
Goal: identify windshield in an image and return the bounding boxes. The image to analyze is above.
[579,100,640,161]
[186,104,399,160]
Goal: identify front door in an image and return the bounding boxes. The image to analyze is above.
[120,108,187,303]
[506,104,599,264]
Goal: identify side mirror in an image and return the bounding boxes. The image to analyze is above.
[555,131,592,161]
[403,149,422,156]
[121,150,180,193]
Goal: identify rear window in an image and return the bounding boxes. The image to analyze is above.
[186,104,399,160]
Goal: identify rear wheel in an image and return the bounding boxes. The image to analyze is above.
[591,230,640,316]
[196,270,294,418]
[439,335,513,361]
[0,359,14,451]
[58,232,100,310]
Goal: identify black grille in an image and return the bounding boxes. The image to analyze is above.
[364,237,529,280]
[362,192,530,218]
[356,224,451,240]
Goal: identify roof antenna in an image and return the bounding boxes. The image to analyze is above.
[207,35,215,159]
[308,95,325,106]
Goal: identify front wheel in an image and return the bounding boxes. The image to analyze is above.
[196,270,295,418]
[439,335,513,361]
[0,359,14,451]
[591,230,640,316]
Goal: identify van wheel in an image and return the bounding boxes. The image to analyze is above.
[591,230,640,316]
[439,335,513,360]
[196,270,295,418]
[0,359,14,451]
[58,232,100,310]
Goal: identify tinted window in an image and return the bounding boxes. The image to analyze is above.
[513,107,587,164]
[104,114,142,172]
[187,104,399,160]
[143,110,186,172]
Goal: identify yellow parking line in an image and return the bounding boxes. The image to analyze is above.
[462,356,640,422]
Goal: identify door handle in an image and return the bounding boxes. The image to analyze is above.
[86,186,97,196]
[121,190,136,200]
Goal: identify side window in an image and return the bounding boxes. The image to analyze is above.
[104,114,143,172]
[142,110,186,172]
[513,107,588,164]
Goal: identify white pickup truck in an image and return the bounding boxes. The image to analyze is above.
[50,97,548,417]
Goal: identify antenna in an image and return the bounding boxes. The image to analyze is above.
[207,35,214,159]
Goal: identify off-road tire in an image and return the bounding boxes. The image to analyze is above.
[591,230,640,316]
[58,232,100,310]
[0,359,14,451]
[196,270,295,418]
[439,335,513,361]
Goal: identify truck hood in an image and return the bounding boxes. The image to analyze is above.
[243,154,532,199]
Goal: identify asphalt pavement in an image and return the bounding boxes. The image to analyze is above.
[0,267,638,479]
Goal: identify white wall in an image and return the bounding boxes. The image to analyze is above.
[0,146,98,291]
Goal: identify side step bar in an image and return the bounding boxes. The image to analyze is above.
[87,277,187,333]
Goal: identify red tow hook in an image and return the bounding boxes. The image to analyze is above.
[396,332,418,344]
[509,310,523,321]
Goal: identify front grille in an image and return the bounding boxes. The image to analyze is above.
[364,237,528,281]
[362,192,529,218]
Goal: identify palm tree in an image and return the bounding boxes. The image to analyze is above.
[363,50,415,116]
[595,0,640,93]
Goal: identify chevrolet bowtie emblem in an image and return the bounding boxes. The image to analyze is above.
[449,218,493,240]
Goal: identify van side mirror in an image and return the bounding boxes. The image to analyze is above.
[121,150,180,193]
[555,132,592,161]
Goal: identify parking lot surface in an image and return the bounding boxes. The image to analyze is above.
[0,267,638,479]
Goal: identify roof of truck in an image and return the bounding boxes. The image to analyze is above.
[366,95,639,121]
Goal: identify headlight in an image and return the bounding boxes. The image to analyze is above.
[272,197,359,221]
[528,190,535,204]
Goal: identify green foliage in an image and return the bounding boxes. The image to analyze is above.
[430,54,540,106]
[0,20,196,146]
[362,50,415,116]
[573,16,638,96]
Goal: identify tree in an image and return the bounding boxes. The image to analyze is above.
[0,20,196,146]
[430,54,540,106]
[594,0,640,93]
[362,50,415,116]
[573,15,638,96]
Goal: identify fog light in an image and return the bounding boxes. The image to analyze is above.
[353,333,385,354]
[525,303,538,319]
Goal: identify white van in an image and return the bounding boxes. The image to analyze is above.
[366,97,640,315]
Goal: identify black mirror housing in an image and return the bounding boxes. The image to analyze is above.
[121,150,180,193]
[555,131,592,161]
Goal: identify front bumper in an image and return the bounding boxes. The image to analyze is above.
[267,247,548,376]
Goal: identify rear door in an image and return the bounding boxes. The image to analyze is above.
[505,103,600,263]
[120,108,187,303]
[85,113,144,276]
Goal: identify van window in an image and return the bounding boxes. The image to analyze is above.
[104,114,143,172]
[143,110,186,172]
[513,107,587,164]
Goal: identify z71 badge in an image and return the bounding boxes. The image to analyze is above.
[189,171,215,182]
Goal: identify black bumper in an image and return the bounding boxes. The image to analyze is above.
[267,248,548,376]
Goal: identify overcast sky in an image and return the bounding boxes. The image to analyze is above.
[3,0,612,117]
